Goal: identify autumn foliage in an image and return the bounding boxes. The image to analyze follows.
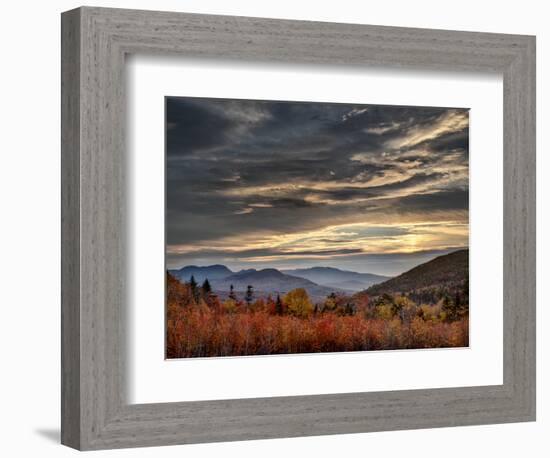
[166,273,469,359]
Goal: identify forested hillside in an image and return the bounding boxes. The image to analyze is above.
[166,250,469,358]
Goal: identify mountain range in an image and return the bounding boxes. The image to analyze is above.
[169,264,389,300]
[169,250,467,302]
[282,267,389,292]
[210,268,338,300]
[169,264,232,284]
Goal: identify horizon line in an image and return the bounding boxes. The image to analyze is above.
[168,247,468,277]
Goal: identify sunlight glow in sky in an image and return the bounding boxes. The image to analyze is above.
[165,98,469,276]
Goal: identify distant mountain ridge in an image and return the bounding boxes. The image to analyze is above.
[363,249,468,297]
[169,264,390,300]
[211,268,338,300]
[170,264,232,283]
[170,252,468,305]
[282,267,389,292]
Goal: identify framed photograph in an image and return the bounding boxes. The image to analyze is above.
[61,6,536,450]
[165,97,470,359]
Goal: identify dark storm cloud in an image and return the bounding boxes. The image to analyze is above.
[175,247,364,260]
[396,188,469,212]
[165,97,469,268]
[416,128,469,153]
[309,172,447,203]
[166,98,234,154]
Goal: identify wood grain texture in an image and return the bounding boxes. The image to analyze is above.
[60,7,81,449]
[61,6,536,450]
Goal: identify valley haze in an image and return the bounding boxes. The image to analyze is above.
[169,264,390,301]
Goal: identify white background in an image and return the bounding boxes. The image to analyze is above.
[0,0,547,457]
[129,58,503,403]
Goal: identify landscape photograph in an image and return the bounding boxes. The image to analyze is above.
[165,97,469,359]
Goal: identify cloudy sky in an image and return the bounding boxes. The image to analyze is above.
[166,97,469,276]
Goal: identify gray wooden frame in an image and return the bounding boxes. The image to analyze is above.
[61,6,536,451]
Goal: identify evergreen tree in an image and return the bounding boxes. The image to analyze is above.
[189,275,200,303]
[229,284,237,301]
[202,278,212,295]
[275,294,284,315]
[245,285,254,307]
